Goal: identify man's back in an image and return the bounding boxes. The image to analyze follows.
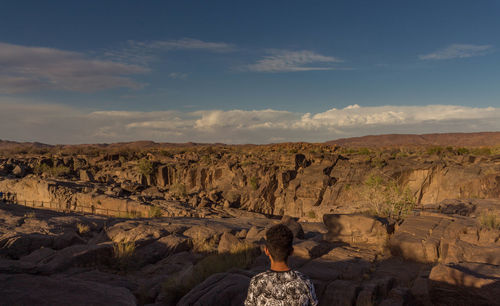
[244,270,318,306]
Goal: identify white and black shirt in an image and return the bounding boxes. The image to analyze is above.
[244,270,318,306]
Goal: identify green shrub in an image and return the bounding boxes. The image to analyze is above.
[241,160,255,167]
[470,147,492,156]
[34,164,71,177]
[426,146,444,155]
[362,174,415,219]
[137,159,154,176]
[148,206,163,218]
[455,147,470,155]
[170,183,187,198]
[307,211,316,218]
[479,213,500,230]
[357,148,372,155]
[249,176,259,190]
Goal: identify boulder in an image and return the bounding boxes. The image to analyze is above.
[320,279,360,306]
[177,272,251,306]
[218,232,245,254]
[245,226,266,243]
[323,214,388,248]
[12,165,26,177]
[1,233,54,259]
[135,235,192,265]
[79,169,94,182]
[429,263,500,304]
[292,240,330,259]
[38,243,113,274]
[0,274,136,306]
[281,215,305,239]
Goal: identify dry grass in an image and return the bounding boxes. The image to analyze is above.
[113,241,136,271]
[162,242,258,304]
[479,213,500,230]
[76,223,90,235]
[23,211,36,219]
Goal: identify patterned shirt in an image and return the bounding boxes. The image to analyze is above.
[244,270,318,306]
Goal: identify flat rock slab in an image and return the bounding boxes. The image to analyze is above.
[177,272,251,306]
[0,273,136,306]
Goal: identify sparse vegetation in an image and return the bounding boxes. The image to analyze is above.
[76,223,90,235]
[479,213,500,230]
[162,243,258,304]
[361,174,416,219]
[113,241,136,271]
[34,163,71,177]
[170,183,187,198]
[137,159,154,176]
[307,210,316,219]
[148,206,163,218]
[249,176,259,190]
[23,211,36,219]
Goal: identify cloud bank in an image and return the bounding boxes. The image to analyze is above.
[419,44,493,60]
[0,42,149,94]
[1,100,498,144]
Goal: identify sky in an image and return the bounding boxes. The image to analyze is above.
[0,0,499,144]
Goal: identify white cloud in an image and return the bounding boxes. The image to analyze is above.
[419,44,493,60]
[0,99,498,144]
[244,49,343,72]
[0,42,148,94]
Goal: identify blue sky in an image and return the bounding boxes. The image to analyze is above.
[0,1,499,144]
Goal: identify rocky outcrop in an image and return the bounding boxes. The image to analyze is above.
[2,145,499,219]
[1,201,500,305]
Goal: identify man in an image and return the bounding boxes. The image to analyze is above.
[244,224,318,306]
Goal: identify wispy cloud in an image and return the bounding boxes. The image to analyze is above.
[244,49,343,72]
[1,99,498,144]
[168,72,189,80]
[0,42,148,94]
[104,38,236,65]
[419,44,493,60]
[130,38,235,52]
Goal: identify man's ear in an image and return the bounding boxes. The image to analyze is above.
[264,246,270,257]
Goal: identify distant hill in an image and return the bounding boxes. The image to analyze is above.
[325,132,500,147]
[2,132,500,151]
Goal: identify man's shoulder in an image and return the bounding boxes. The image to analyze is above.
[249,270,275,283]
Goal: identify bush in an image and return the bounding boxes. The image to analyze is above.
[307,211,316,218]
[113,241,136,271]
[249,176,259,190]
[362,174,415,219]
[479,213,500,230]
[34,163,71,178]
[426,146,444,155]
[170,183,187,198]
[137,159,153,176]
[148,206,163,218]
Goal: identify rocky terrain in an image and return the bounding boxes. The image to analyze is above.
[0,198,499,305]
[0,134,499,305]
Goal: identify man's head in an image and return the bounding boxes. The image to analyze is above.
[265,224,294,262]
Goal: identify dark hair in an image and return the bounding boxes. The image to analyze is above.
[265,224,294,262]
